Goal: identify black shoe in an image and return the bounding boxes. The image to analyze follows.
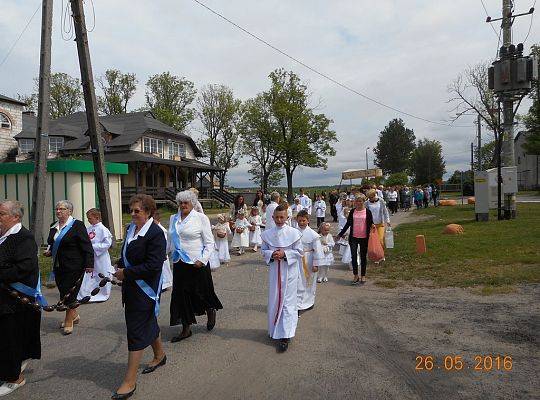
[171,330,192,343]
[207,308,216,331]
[141,355,167,374]
[111,385,136,399]
[278,339,289,352]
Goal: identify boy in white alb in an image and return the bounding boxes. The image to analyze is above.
[296,210,324,311]
[291,198,302,229]
[317,222,334,283]
[314,194,326,228]
[261,205,304,352]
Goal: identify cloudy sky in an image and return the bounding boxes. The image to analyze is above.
[1,0,537,187]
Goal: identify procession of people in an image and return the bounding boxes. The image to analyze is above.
[0,184,400,398]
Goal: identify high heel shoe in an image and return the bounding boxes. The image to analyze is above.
[111,385,136,399]
[60,315,80,328]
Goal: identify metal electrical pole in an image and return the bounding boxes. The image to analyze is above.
[69,0,115,237]
[30,0,53,244]
[501,0,516,219]
[470,142,475,172]
[476,114,482,170]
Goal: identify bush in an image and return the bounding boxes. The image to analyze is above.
[385,172,409,187]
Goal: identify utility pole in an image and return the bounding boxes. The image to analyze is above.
[476,114,482,170]
[69,0,115,237]
[30,0,53,244]
[365,147,370,171]
[501,0,516,219]
[470,142,475,172]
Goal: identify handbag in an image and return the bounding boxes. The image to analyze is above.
[384,227,394,249]
[368,225,385,262]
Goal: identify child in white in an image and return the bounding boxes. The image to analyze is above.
[212,214,231,266]
[231,209,250,255]
[291,198,302,229]
[339,206,352,268]
[261,204,267,229]
[153,212,174,290]
[248,206,263,251]
[317,222,334,283]
[296,210,324,311]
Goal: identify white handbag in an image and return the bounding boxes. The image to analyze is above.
[384,227,394,249]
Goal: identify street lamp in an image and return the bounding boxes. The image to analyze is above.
[365,147,370,171]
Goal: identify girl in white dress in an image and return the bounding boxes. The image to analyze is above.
[77,208,114,302]
[317,222,335,283]
[248,207,263,252]
[154,211,173,290]
[339,206,352,268]
[212,214,231,266]
[231,209,250,255]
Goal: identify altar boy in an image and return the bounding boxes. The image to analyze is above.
[261,204,303,352]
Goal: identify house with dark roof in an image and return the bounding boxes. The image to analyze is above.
[0,94,26,160]
[10,106,222,205]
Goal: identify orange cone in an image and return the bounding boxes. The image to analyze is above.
[416,235,426,254]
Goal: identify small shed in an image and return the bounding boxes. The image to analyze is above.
[0,159,128,243]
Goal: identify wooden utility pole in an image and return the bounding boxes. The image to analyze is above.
[30,0,53,244]
[476,114,482,171]
[69,0,115,237]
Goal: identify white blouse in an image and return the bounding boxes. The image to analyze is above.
[168,210,215,265]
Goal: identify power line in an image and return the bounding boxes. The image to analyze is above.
[480,0,502,37]
[191,0,473,129]
[0,3,41,69]
[523,0,537,44]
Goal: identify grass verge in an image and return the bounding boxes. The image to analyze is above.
[371,204,540,292]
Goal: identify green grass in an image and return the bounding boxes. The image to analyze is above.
[372,204,540,291]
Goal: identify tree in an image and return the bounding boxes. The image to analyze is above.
[385,172,409,187]
[410,139,446,184]
[238,94,284,192]
[373,119,416,174]
[196,84,242,189]
[447,170,474,195]
[144,72,196,132]
[266,69,337,201]
[97,69,137,115]
[477,140,497,170]
[523,44,540,154]
[17,93,37,113]
[49,72,84,118]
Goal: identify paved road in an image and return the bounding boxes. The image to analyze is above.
[10,212,539,400]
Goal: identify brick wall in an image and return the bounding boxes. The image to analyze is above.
[0,100,23,160]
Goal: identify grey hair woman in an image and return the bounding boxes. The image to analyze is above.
[168,190,222,342]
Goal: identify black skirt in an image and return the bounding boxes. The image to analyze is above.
[0,309,41,381]
[125,307,159,352]
[55,269,83,305]
[170,261,223,326]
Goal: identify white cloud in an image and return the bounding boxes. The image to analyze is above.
[1,0,536,186]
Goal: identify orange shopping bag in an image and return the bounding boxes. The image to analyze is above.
[368,225,385,262]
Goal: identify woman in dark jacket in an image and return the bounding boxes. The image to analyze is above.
[45,200,93,335]
[337,194,373,285]
[112,194,166,400]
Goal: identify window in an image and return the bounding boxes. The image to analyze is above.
[143,137,164,157]
[49,137,64,152]
[0,113,11,129]
[19,139,34,154]
[168,141,186,159]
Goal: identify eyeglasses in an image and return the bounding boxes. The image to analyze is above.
[130,209,141,214]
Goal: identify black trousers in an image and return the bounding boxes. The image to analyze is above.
[349,237,368,276]
[316,217,325,228]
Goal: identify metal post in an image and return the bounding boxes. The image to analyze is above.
[70,0,115,237]
[460,171,464,205]
[501,0,516,219]
[471,142,475,172]
[477,114,482,170]
[365,147,370,171]
[30,0,53,245]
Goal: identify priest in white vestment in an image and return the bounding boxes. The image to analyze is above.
[78,209,114,302]
[295,210,324,311]
[261,204,303,352]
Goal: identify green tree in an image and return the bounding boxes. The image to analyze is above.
[373,119,416,174]
[197,84,242,189]
[97,69,138,115]
[477,140,497,169]
[385,171,409,187]
[410,139,446,184]
[16,93,37,113]
[238,94,284,192]
[266,69,337,201]
[523,44,540,154]
[144,72,196,132]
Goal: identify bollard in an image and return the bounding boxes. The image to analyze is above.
[416,235,426,254]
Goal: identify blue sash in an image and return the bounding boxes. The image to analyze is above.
[10,273,48,307]
[122,223,162,316]
[52,218,76,263]
[169,214,195,264]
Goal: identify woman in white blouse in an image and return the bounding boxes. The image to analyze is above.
[168,190,223,343]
